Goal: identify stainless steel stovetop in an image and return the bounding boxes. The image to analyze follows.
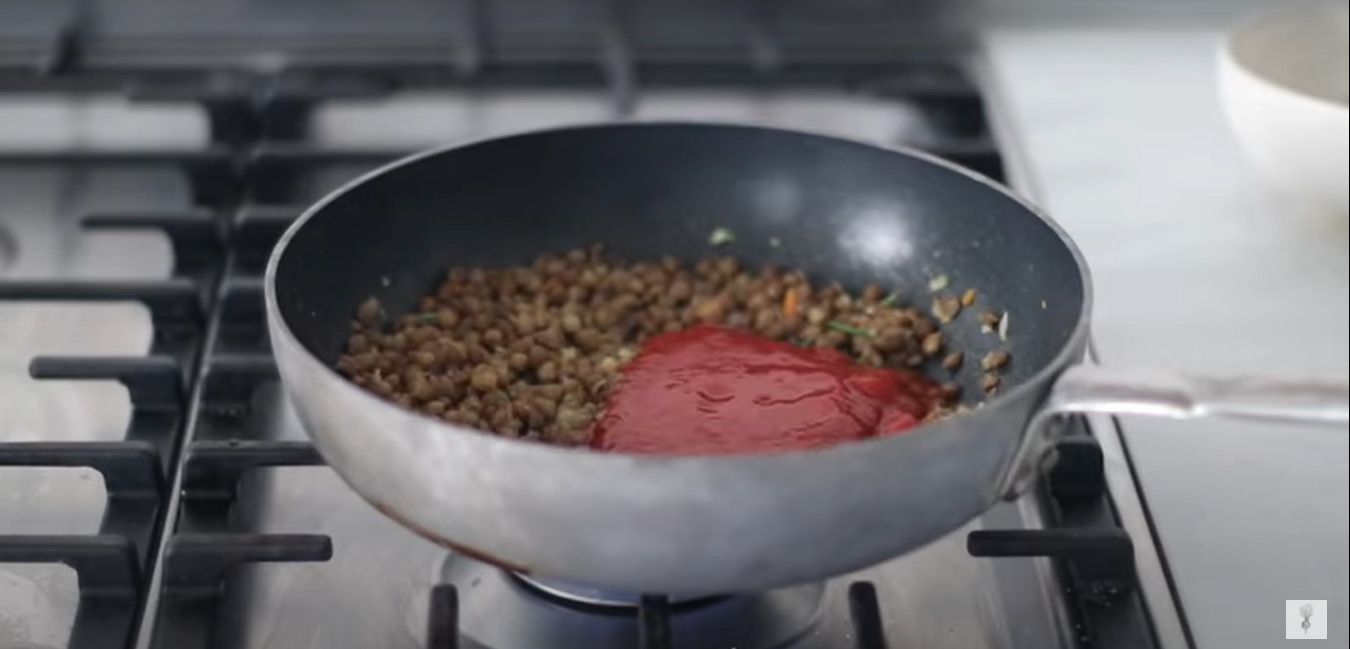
[2,58,1182,649]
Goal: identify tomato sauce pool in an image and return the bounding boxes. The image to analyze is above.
[590,325,943,455]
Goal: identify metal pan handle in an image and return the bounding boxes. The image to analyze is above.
[1042,366,1348,426]
[1001,366,1349,499]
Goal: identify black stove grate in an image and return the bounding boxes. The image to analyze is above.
[3,43,1156,649]
[0,187,203,648]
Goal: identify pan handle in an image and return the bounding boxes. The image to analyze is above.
[1000,365,1348,499]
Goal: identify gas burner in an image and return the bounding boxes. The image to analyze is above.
[512,573,708,608]
[440,553,826,649]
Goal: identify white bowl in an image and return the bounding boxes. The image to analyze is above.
[1219,5,1349,217]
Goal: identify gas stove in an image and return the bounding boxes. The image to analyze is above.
[3,9,1187,648]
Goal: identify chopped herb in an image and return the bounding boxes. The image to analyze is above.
[418,313,439,323]
[827,321,871,337]
[879,292,899,307]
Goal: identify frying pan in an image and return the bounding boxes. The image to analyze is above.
[264,123,1347,596]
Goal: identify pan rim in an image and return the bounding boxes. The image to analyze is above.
[263,120,1094,466]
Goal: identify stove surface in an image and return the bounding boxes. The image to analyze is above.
[0,158,183,647]
[2,70,1170,649]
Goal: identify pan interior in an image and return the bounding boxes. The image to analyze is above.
[273,124,1086,406]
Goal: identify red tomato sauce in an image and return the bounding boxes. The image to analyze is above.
[590,325,942,455]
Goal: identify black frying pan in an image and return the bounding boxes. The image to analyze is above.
[265,123,1347,595]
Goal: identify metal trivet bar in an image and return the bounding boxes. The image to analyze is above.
[0,186,209,649]
[969,427,1158,649]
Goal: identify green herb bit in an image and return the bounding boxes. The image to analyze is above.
[827,321,871,337]
[878,292,899,307]
[418,312,439,323]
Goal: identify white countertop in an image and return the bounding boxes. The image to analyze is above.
[983,28,1349,649]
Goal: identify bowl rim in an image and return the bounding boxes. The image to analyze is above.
[1220,4,1349,115]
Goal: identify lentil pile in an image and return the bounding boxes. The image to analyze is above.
[335,245,1011,447]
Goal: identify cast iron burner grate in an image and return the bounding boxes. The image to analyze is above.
[2,21,1154,648]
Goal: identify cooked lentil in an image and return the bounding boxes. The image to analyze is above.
[335,246,1012,447]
